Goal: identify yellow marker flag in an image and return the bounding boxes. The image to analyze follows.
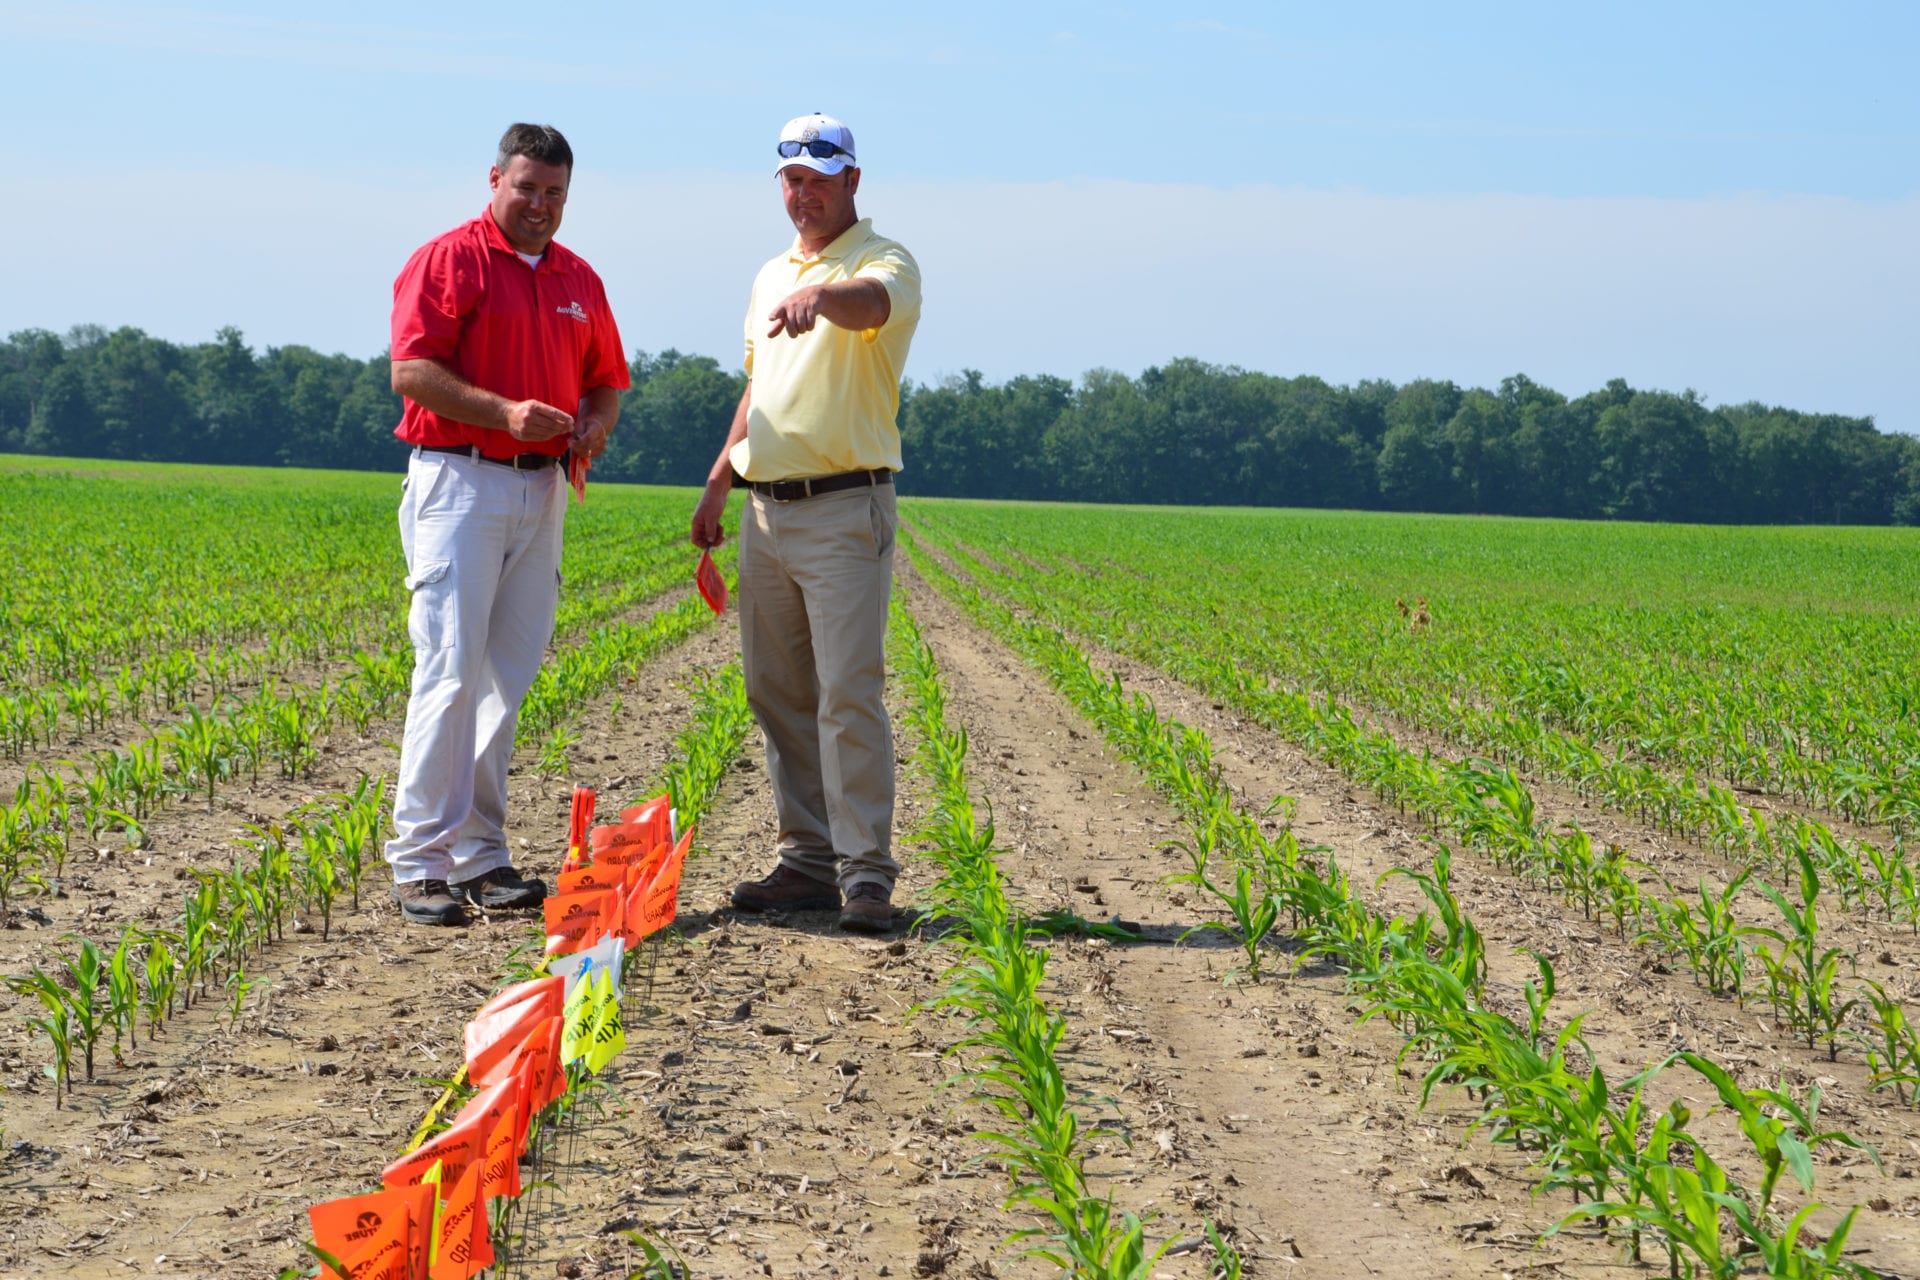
[558,964,595,1064]
[584,969,625,1075]
[419,1158,445,1272]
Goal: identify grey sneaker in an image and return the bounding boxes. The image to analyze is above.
[838,882,894,934]
[450,866,548,910]
[731,865,841,913]
[391,879,468,927]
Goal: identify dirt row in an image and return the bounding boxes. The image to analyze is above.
[0,614,737,1278]
[903,560,1920,1277]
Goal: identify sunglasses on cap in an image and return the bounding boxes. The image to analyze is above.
[778,139,853,161]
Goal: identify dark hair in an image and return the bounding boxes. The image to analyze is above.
[497,123,573,172]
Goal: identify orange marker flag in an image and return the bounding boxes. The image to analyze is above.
[477,1092,525,1202]
[544,887,618,956]
[524,1013,568,1110]
[622,852,669,944]
[636,828,695,941]
[563,785,596,871]
[621,794,673,839]
[568,451,590,504]
[448,1075,517,1136]
[493,1013,567,1116]
[309,1184,434,1280]
[382,1110,487,1193]
[696,548,728,614]
[473,974,564,1023]
[507,1053,538,1156]
[333,1197,433,1280]
[589,820,657,863]
[430,1153,494,1280]
[465,992,556,1088]
[558,860,626,896]
[592,834,666,873]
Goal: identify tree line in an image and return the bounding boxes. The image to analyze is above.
[2,325,1914,525]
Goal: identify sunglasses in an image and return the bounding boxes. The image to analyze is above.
[777,139,853,161]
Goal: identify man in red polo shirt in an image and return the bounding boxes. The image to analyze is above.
[384,122,629,927]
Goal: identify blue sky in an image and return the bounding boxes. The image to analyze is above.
[4,1,1916,430]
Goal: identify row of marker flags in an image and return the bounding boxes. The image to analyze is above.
[305,789,690,1280]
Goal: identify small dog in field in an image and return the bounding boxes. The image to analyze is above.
[1395,597,1431,633]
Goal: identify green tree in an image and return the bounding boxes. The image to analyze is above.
[1376,379,1462,511]
[600,349,745,485]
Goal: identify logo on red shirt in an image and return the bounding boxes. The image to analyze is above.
[557,301,589,324]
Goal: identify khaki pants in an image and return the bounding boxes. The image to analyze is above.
[738,483,899,893]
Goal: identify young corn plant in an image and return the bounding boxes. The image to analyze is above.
[29,1001,72,1111]
[1640,871,1758,999]
[225,963,257,1030]
[0,801,42,916]
[167,705,229,811]
[1679,1053,1882,1224]
[326,773,387,910]
[303,837,338,941]
[106,933,139,1067]
[657,665,754,822]
[1854,980,1920,1105]
[1751,853,1860,1059]
[142,931,179,1040]
[57,938,109,1084]
[1555,1102,1742,1279]
[535,722,578,778]
[1167,819,1280,981]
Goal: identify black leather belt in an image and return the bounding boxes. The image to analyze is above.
[747,469,893,502]
[416,443,564,471]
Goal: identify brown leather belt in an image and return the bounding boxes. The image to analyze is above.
[746,469,893,502]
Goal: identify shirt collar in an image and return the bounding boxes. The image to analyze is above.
[789,217,873,265]
[479,206,568,269]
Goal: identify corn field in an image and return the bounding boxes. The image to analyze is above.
[3,457,1919,1278]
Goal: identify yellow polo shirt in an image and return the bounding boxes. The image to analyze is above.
[730,218,921,482]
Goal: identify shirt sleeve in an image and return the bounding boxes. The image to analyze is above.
[390,238,476,362]
[854,243,922,343]
[582,276,631,391]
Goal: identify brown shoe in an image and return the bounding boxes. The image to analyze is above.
[731,865,840,913]
[838,882,895,934]
[390,879,468,927]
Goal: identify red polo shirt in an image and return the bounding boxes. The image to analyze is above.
[390,209,629,457]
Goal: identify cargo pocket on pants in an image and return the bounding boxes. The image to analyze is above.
[405,560,455,652]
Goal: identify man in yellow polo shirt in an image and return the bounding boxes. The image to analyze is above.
[690,112,922,934]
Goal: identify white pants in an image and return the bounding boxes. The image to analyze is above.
[385,449,566,885]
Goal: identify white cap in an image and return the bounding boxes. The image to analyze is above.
[776,113,857,176]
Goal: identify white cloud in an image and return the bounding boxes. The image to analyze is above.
[9,169,1915,432]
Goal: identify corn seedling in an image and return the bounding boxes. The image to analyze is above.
[106,933,139,1067]
[1854,980,1920,1105]
[28,1001,71,1110]
[1751,853,1861,1058]
[142,932,179,1039]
